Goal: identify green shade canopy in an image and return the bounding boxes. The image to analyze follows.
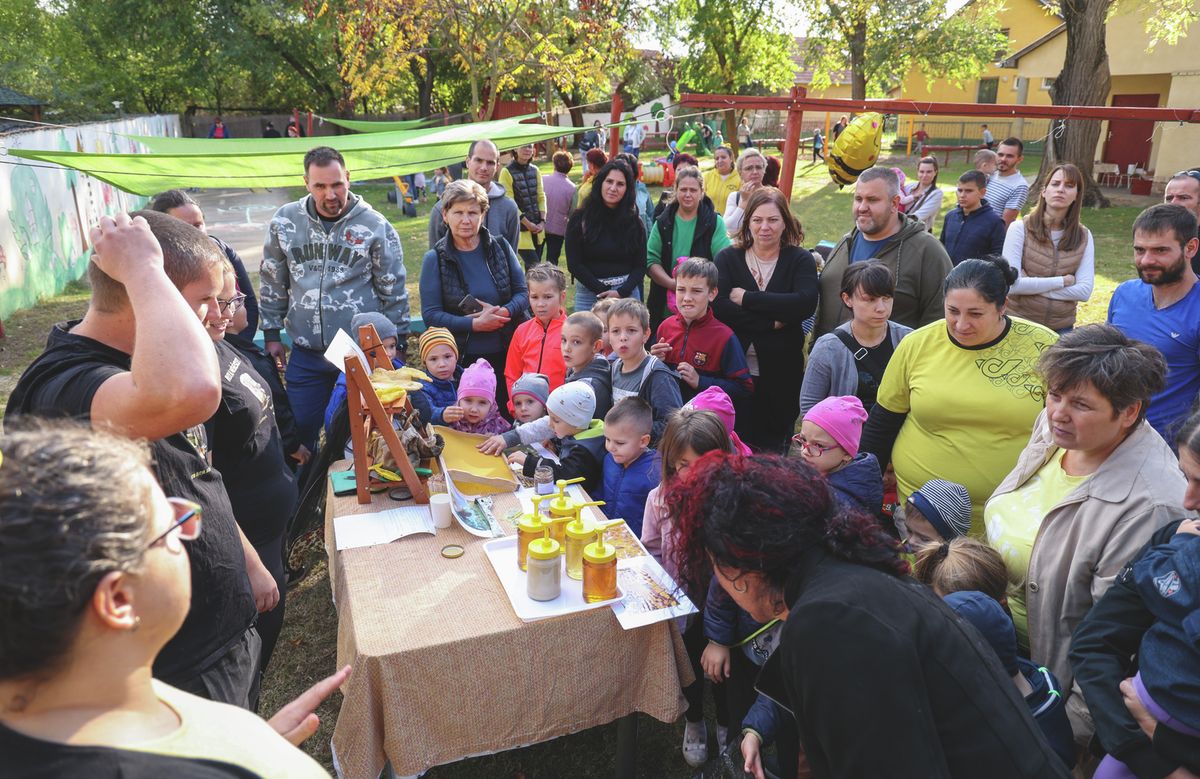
[319,115,439,133]
[12,115,565,195]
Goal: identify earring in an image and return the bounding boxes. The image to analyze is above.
[131,616,141,632]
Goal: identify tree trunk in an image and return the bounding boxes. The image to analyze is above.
[409,55,437,118]
[723,108,737,153]
[849,23,868,101]
[555,85,586,148]
[1036,0,1113,207]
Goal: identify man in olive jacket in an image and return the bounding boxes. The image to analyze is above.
[816,167,953,338]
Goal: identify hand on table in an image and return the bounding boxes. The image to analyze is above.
[507,451,528,466]
[442,405,465,424]
[677,362,699,389]
[741,730,765,779]
[649,338,672,360]
[268,665,352,746]
[701,642,731,683]
[478,435,507,456]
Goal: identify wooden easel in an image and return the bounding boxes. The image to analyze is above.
[344,324,430,505]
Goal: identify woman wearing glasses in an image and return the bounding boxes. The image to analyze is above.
[150,189,259,336]
[721,147,768,235]
[205,260,297,673]
[0,422,333,778]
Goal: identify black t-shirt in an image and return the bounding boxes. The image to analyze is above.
[4,323,257,681]
[0,721,263,779]
[843,330,895,409]
[208,341,297,547]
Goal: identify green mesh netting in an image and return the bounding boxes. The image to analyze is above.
[319,115,439,132]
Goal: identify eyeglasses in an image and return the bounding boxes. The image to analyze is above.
[217,293,247,314]
[790,434,842,457]
[146,498,203,552]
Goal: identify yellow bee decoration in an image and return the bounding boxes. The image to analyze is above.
[827,113,884,187]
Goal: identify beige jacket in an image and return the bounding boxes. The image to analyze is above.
[987,410,1189,697]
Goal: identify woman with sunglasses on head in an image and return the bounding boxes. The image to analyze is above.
[0,422,335,778]
[204,259,297,673]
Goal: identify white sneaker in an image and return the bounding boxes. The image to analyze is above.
[682,720,708,767]
[716,725,729,753]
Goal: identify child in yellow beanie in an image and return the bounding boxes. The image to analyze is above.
[416,327,464,425]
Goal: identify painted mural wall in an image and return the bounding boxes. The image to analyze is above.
[0,114,181,320]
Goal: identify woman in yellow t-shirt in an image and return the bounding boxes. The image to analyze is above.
[983,325,1185,707]
[860,256,1056,534]
[0,424,338,778]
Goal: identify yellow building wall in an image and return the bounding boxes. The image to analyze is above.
[897,0,1062,106]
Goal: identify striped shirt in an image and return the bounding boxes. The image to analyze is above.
[987,171,1029,217]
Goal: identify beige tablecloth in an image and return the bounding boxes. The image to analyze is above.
[324,462,690,778]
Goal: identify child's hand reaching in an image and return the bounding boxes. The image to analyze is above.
[649,338,672,360]
[507,451,528,466]
[701,642,731,683]
[1176,519,1200,536]
[477,435,507,456]
[442,405,465,423]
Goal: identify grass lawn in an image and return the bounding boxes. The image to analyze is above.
[0,149,1155,777]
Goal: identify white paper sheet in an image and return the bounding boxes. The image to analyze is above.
[333,505,437,550]
[323,328,371,375]
[612,555,697,630]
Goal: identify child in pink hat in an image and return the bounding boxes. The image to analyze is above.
[683,386,753,456]
[797,395,882,513]
[450,359,512,436]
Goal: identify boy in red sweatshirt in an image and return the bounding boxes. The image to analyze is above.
[651,258,753,403]
[505,262,567,414]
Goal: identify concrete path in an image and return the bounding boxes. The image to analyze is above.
[192,188,293,273]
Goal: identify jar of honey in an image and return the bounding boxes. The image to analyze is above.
[525,527,561,602]
[563,504,607,577]
[582,526,619,603]
[515,495,547,572]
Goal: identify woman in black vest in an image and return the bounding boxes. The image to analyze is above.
[420,179,529,414]
[712,187,818,452]
[565,159,646,311]
[645,165,733,335]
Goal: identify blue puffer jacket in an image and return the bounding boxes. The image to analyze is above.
[597,448,661,536]
[826,452,882,514]
[417,366,463,426]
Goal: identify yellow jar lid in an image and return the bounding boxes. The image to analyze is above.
[528,536,562,560]
[548,497,576,516]
[583,538,615,564]
[516,512,545,534]
[565,515,595,540]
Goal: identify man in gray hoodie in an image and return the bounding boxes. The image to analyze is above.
[260,146,408,449]
[427,139,520,251]
[815,167,953,338]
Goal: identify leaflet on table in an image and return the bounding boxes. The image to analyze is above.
[444,466,507,538]
[612,553,697,629]
[333,505,436,550]
[323,328,371,375]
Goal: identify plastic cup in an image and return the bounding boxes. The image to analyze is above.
[430,493,453,529]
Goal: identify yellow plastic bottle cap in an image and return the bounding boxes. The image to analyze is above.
[583,536,615,564]
[441,544,465,559]
[527,535,562,560]
[565,515,596,540]
[516,512,545,534]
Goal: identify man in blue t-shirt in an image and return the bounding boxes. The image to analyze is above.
[1108,204,1200,443]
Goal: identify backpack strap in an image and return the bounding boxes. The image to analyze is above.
[832,328,869,361]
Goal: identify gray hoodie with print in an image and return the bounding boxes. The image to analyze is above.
[260,192,408,351]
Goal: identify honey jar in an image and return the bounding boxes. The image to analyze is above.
[582,526,619,603]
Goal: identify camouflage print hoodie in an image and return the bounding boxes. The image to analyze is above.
[260,192,408,351]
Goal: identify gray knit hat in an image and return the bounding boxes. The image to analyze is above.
[909,480,973,540]
[546,381,596,429]
[511,373,551,407]
[350,312,397,342]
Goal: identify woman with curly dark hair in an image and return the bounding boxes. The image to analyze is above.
[565,158,647,311]
[667,453,1070,779]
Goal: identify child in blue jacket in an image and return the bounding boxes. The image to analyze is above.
[595,398,660,536]
[415,327,464,426]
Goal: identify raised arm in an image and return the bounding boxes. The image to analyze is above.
[90,214,221,439]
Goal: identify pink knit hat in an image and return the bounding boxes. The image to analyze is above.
[457,358,497,408]
[803,396,868,457]
[684,386,753,456]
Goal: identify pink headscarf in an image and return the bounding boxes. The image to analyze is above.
[684,386,753,456]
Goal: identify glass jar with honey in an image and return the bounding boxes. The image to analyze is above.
[582,526,619,602]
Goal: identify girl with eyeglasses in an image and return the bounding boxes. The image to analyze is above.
[794,395,882,516]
